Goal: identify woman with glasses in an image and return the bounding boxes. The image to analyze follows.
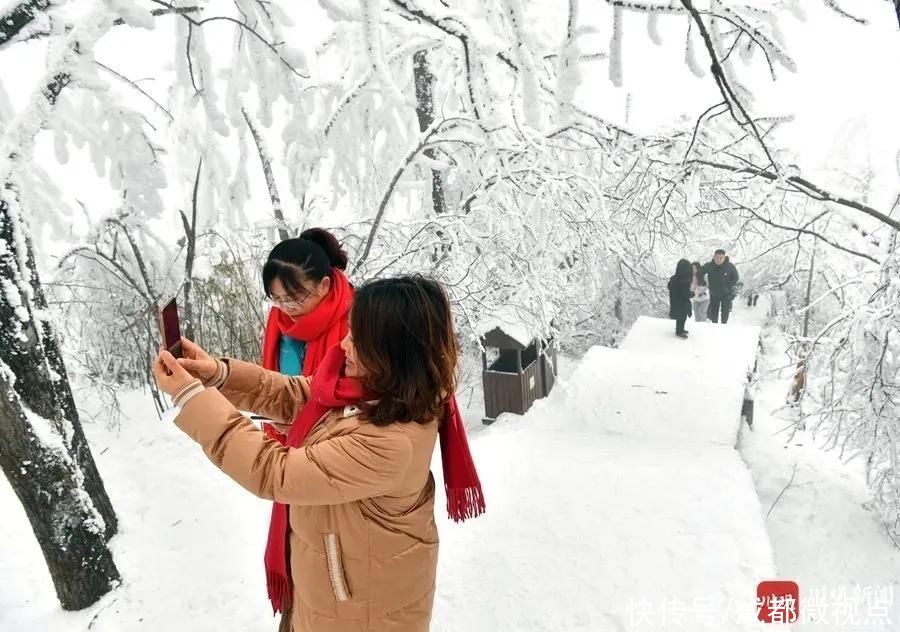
[259,228,354,618]
[261,229,354,426]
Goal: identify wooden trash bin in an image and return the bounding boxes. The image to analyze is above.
[480,325,557,425]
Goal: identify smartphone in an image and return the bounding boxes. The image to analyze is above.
[158,297,184,359]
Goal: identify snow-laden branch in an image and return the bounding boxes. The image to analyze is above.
[794,272,868,316]
[149,0,309,80]
[691,159,900,231]
[323,38,441,137]
[0,0,51,47]
[679,0,779,170]
[822,0,868,24]
[1,3,113,183]
[21,6,202,42]
[355,117,481,269]
[241,107,290,240]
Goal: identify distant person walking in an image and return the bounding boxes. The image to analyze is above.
[700,249,739,324]
[746,291,759,307]
[668,259,694,339]
[691,261,709,323]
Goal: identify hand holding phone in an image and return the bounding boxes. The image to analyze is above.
[178,337,219,382]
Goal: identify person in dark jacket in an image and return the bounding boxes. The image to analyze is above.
[668,259,694,339]
[700,249,739,324]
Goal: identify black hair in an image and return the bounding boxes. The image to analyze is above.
[674,258,693,282]
[714,248,726,255]
[262,228,348,298]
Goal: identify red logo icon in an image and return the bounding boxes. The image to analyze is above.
[757,580,799,623]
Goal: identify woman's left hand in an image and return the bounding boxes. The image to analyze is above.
[153,349,197,397]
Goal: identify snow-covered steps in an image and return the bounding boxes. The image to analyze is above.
[543,345,750,447]
[433,316,779,631]
[621,316,761,387]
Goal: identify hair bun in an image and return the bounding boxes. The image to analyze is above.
[299,228,349,271]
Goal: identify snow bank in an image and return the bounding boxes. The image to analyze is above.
[739,329,900,630]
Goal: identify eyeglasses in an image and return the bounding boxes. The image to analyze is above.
[270,286,314,310]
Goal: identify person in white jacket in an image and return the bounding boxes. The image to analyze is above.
[691,261,710,322]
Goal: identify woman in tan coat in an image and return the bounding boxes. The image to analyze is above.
[153,276,484,632]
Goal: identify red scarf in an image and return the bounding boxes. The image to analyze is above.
[264,346,486,614]
[261,269,353,444]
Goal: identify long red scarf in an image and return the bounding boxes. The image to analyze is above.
[261,269,353,444]
[264,346,486,614]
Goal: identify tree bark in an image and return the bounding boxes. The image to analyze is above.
[0,369,120,610]
[0,0,51,47]
[801,236,817,339]
[242,108,290,241]
[1,191,118,540]
[412,50,447,216]
[179,158,202,341]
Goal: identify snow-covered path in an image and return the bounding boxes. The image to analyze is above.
[432,316,775,631]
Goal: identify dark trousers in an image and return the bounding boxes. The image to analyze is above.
[675,315,687,335]
[708,295,733,324]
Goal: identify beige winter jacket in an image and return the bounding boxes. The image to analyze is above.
[174,359,440,632]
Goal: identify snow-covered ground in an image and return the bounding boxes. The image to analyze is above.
[1,299,898,630]
[429,317,776,631]
[736,330,900,628]
[733,298,900,630]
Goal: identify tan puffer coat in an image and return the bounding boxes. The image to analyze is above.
[174,359,439,632]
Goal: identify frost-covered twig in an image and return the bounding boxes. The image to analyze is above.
[691,159,900,231]
[149,0,309,80]
[604,0,685,13]
[355,117,478,269]
[323,38,441,137]
[682,101,727,162]
[718,191,880,264]
[95,61,174,121]
[679,0,778,170]
[241,108,289,240]
[22,6,202,41]
[179,159,201,339]
[103,218,159,305]
[822,0,868,24]
[766,461,798,517]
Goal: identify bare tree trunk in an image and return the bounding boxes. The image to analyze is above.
[412,50,447,217]
[1,191,118,539]
[801,236,817,339]
[0,191,119,609]
[179,158,202,340]
[0,370,120,610]
[242,108,290,241]
[791,236,817,408]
